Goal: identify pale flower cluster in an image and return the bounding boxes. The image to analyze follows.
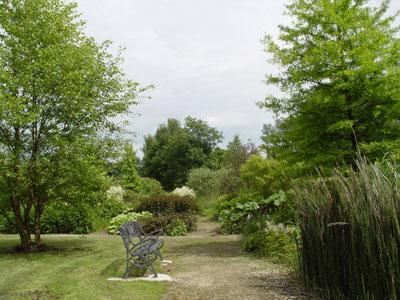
[106,185,125,202]
[172,186,196,198]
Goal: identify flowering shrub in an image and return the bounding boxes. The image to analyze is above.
[172,186,195,198]
[107,211,153,234]
[106,185,125,202]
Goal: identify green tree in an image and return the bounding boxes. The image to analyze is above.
[260,0,400,169]
[219,135,258,193]
[118,144,141,191]
[240,155,287,197]
[142,117,223,190]
[0,0,138,251]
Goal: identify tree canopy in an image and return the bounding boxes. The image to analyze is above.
[260,0,400,169]
[141,117,223,190]
[0,0,138,251]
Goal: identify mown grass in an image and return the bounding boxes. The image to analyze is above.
[0,234,165,300]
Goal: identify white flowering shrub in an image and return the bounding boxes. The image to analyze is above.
[106,185,125,202]
[172,186,196,198]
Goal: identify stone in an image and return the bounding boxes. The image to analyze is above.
[107,274,173,282]
[160,260,173,272]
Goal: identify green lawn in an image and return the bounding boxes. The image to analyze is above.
[0,234,165,300]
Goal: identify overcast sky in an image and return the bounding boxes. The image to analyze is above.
[75,0,400,154]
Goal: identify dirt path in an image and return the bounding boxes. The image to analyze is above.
[162,218,313,300]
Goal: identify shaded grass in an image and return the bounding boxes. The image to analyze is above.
[0,234,164,300]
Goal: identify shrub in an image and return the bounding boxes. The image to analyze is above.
[136,194,198,215]
[186,167,221,198]
[216,191,292,234]
[172,186,195,198]
[136,194,198,236]
[164,218,188,236]
[240,155,288,197]
[41,203,94,234]
[137,177,164,196]
[106,185,125,202]
[107,211,153,234]
[296,160,400,299]
[140,213,197,236]
[241,219,299,266]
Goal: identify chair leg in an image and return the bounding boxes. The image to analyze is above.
[148,263,158,278]
[123,260,130,279]
[157,249,163,261]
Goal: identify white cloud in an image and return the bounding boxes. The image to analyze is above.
[74,0,400,153]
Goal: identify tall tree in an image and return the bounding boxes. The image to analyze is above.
[142,117,223,190]
[260,0,400,169]
[118,144,141,191]
[0,0,138,251]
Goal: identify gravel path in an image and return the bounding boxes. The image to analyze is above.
[162,218,314,300]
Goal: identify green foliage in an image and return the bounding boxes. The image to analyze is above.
[118,144,141,191]
[0,0,139,249]
[0,202,95,234]
[241,219,299,266]
[164,218,188,236]
[41,203,94,234]
[187,167,223,199]
[136,195,198,215]
[220,136,258,193]
[140,213,197,236]
[216,191,291,234]
[135,194,198,236]
[296,160,400,299]
[107,211,153,235]
[240,155,287,197]
[141,117,223,190]
[137,177,164,196]
[260,0,400,170]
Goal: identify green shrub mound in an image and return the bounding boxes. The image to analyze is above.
[216,191,293,234]
[135,194,198,236]
[0,203,95,234]
[297,160,400,299]
[241,219,298,266]
[41,203,94,234]
[107,211,153,234]
[137,194,198,215]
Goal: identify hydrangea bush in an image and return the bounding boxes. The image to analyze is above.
[172,186,195,198]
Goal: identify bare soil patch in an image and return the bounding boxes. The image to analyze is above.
[162,217,315,300]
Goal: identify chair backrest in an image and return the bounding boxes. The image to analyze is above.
[119,221,145,251]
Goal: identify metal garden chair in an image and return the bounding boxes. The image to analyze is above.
[119,221,164,278]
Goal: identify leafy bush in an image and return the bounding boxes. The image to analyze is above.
[140,213,197,236]
[186,167,221,198]
[137,177,164,196]
[41,203,94,234]
[296,160,400,299]
[136,194,198,215]
[0,203,94,234]
[216,191,291,234]
[107,211,153,234]
[241,219,299,265]
[240,155,288,197]
[164,218,188,236]
[135,194,198,236]
[172,186,195,198]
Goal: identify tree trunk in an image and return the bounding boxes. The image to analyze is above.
[13,209,32,252]
[34,203,42,244]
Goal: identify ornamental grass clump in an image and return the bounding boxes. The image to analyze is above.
[296,160,400,299]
